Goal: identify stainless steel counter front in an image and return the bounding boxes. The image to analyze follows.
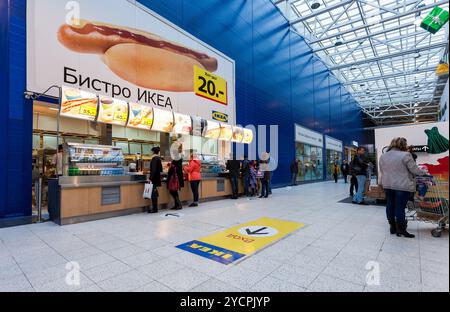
[59,175,147,188]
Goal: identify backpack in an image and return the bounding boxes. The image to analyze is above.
[168,165,180,191]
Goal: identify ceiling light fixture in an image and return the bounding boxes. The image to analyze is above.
[414,51,421,58]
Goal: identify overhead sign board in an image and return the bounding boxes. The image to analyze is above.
[295,124,324,148]
[325,136,343,152]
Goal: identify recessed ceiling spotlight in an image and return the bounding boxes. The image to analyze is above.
[360,83,365,87]
[414,51,421,58]
[311,2,321,10]
[414,103,419,107]
[366,90,371,94]
[350,66,358,71]
[414,81,420,87]
[414,94,419,98]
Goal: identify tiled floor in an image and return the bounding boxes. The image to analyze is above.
[0,181,448,292]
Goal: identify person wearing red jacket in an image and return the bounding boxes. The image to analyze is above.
[183,151,202,207]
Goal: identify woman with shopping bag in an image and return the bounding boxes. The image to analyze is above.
[148,146,163,213]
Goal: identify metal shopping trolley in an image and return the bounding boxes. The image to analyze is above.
[407,175,449,238]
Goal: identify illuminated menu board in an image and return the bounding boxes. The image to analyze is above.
[173,113,192,135]
[242,129,254,144]
[127,103,154,129]
[202,120,221,139]
[97,96,129,126]
[152,108,174,133]
[219,123,233,141]
[61,86,98,121]
[231,127,244,143]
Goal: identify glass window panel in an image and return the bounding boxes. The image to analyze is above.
[43,135,57,149]
[33,134,41,149]
[129,142,142,155]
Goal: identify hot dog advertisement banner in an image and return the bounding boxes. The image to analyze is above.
[27,0,236,124]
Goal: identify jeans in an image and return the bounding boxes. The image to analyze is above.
[385,188,411,224]
[243,174,250,196]
[291,173,298,185]
[190,180,200,203]
[260,180,269,197]
[353,175,366,203]
[230,175,239,197]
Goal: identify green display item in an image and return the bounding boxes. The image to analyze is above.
[420,6,449,34]
[425,127,449,154]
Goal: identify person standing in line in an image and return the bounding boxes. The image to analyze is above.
[290,158,299,186]
[380,137,426,238]
[167,146,184,210]
[249,161,257,197]
[148,146,163,213]
[241,155,251,197]
[349,168,358,197]
[340,160,350,183]
[184,151,202,207]
[259,160,271,198]
[351,147,369,205]
[226,157,241,200]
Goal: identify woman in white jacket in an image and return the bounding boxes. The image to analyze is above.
[379,137,426,238]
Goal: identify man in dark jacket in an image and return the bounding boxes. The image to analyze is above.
[290,159,299,186]
[340,160,350,183]
[259,160,271,198]
[227,158,241,199]
[351,147,368,204]
[149,146,163,213]
[241,156,250,197]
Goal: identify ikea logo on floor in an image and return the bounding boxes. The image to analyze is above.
[176,240,245,264]
[212,111,229,123]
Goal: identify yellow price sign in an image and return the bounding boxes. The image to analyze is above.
[194,66,228,105]
[142,117,153,127]
[114,111,127,122]
[79,104,97,117]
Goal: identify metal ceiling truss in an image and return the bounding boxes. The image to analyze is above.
[273,0,449,125]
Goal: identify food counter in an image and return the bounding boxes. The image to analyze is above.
[48,174,243,225]
[47,142,243,225]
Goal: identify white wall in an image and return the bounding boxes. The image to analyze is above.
[374,122,449,180]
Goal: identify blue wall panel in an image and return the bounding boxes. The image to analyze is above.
[1,0,369,219]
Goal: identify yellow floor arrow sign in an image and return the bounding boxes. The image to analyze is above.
[176,217,304,264]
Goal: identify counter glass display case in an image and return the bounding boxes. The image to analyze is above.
[64,143,125,177]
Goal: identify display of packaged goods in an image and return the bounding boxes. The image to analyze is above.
[65,143,125,177]
[61,86,98,121]
[97,96,129,126]
[203,120,221,139]
[420,6,449,34]
[173,113,193,135]
[231,126,244,143]
[219,123,233,141]
[127,103,154,129]
[152,108,174,133]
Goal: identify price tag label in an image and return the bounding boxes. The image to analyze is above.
[142,117,153,127]
[114,111,127,122]
[194,66,228,105]
[80,104,97,117]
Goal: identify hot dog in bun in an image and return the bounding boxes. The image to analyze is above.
[57,20,219,92]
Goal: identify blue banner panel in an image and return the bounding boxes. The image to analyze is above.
[176,240,246,265]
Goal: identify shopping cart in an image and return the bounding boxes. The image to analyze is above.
[406,175,449,238]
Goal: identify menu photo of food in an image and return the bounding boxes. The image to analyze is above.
[219,124,233,141]
[202,120,221,139]
[97,96,129,126]
[61,86,98,121]
[231,127,244,143]
[242,129,254,144]
[151,108,174,133]
[127,103,154,129]
[173,113,193,135]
